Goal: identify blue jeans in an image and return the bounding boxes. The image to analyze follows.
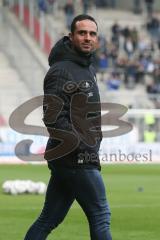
[24,168,112,240]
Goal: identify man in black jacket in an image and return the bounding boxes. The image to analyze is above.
[24,14,112,240]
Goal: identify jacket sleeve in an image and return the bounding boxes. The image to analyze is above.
[43,66,73,132]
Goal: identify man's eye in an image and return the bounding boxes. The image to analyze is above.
[78,31,97,36]
[91,32,97,36]
[79,31,85,35]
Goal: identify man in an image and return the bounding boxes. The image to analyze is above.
[24,14,112,240]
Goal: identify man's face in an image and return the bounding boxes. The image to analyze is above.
[69,19,98,54]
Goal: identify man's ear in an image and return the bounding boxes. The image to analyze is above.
[69,33,73,42]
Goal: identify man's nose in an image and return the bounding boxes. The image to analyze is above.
[84,33,91,41]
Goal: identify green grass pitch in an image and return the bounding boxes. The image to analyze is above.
[0,164,160,240]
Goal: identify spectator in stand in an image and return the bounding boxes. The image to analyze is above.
[38,0,48,13]
[135,54,145,83]
[133,0,142,14]
[95,0,108,7]
[157,39,160,50]
[111,21,121,37]
[106,71,121,90]
[111,21,120,49]
[108,0,116,9]
[64,0,75,30]
[81,0,90,14]
[146,66,160,94]
[2,0,9,6]
[130,27,139,51]
[93,18,160,98]
[124,60,137,89]
[154,98,160,109]
[146,15,160,40]
[46,0,55,14]
[154,68,160,88]
[138,36,150,53]
[145,73,155,93]
[145,55,155,74]
[98,52,108,81]
[145,0,155,19]
[108,42,119,67]
[124,37,134,59]
[98,34,108,54]
[122,26,131,39]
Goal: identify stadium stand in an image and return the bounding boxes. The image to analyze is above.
[0,51,32,124]
[25,1,158,109]
[0,1,160,164]
[0,4,48,126]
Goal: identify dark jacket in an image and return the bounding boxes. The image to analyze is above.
[43,36,102,170]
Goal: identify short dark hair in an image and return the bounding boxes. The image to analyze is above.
[70,14,98,33]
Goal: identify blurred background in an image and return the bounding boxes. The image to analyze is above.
[0,0,160,164]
